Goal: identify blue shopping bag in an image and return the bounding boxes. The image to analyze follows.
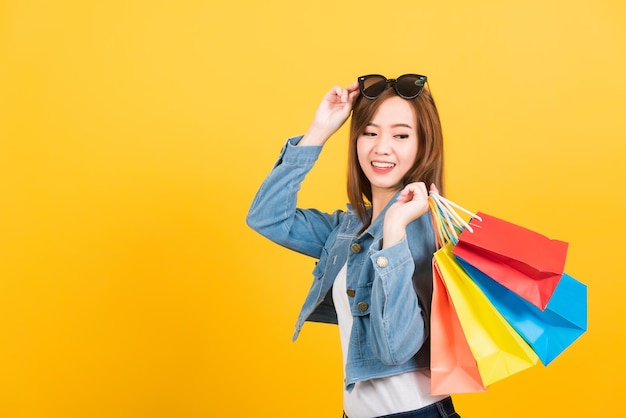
[456,257,587,366]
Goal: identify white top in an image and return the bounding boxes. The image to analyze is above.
[332,263,446,418]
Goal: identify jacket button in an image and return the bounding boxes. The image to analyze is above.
[357,301,369,312]
[376,256,388,268]
[346,288,356,297]
[350,243,361,253]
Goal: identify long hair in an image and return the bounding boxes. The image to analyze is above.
[347,86,445,227]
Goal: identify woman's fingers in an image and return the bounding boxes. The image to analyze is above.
[329,82,360,105]
[398,182,428,202]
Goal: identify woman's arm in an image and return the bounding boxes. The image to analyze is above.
[246,83,360,258]
[368,236,428,365]
[246,137,341,258]
[368,183,436,364]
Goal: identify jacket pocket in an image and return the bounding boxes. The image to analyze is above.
[312,247,329,280]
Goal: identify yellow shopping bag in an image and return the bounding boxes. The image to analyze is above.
[434,244,539,387]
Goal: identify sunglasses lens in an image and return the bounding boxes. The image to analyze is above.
[396,75,426,99]
[361,76,387,99]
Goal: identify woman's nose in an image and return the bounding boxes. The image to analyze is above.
[373,135,392,154]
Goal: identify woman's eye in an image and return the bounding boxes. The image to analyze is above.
[395,134,409,139]
[362,132,377,137]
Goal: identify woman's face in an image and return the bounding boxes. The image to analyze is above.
[357,96,418,198]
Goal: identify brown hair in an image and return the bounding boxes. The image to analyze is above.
[347,86,445,226]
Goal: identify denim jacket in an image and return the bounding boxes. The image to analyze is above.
[246,136,436,391]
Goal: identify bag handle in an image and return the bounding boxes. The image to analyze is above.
[428,192,481,248]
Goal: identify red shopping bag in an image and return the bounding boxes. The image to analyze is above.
[453,212,568,310]
[430,259,486,395]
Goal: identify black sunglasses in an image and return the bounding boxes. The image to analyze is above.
[358,74,428,100]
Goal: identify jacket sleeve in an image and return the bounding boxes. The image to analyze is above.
[367,219,434,365]
[246,136,343,259]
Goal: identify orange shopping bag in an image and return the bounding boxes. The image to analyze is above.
[430,258,486,395]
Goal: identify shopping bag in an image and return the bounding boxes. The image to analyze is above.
[453,212,569,310]
[434,244,539,387]
[457,257,588,365]
[430,259,486,395]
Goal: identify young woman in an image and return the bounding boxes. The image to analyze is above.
[247,74,461,418]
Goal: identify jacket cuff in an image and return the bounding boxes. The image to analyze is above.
[370,237,413,277]
[273,135,323,167]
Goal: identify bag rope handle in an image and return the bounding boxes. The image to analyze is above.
[428,192,481,249]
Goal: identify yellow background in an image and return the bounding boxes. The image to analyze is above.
[1,0,624,416]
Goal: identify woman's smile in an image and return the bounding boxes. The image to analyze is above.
[371,160,396,173]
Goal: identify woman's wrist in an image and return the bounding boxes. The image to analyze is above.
[382,219,408,249]
[299,123,334,146]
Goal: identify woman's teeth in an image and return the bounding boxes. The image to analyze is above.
[372,162,395,168]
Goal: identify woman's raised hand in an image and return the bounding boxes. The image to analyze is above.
[300,82,360,146]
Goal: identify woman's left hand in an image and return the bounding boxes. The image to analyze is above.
[382,182,435,248]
